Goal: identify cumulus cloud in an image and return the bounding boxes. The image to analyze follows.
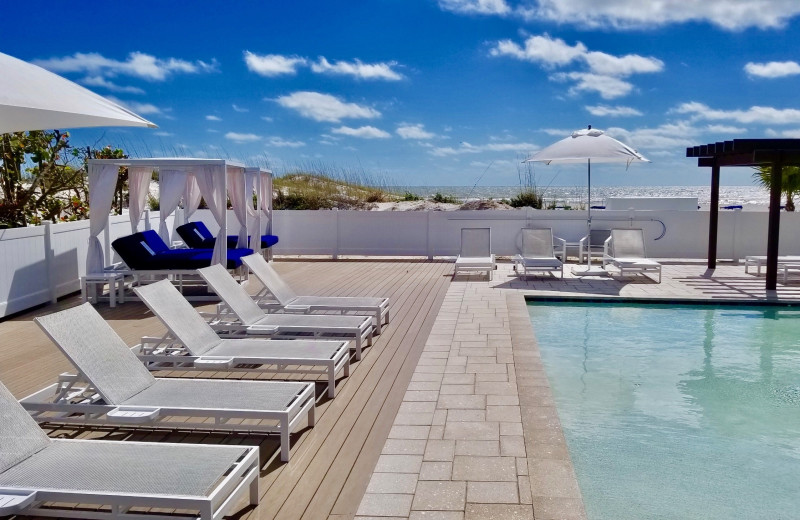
[674,101,800,125]
[705,124,747,134]
[744,61,800,78]
[106,97,163,115]
[225,132,262,143]
[438,0,511,15]
[331,125,391,139]
[442,0,800,30]
[244,51,307,77]
[275,91,380,122]
[81,76,145,94]
[490,34,662,99]
[766,128,800,138]
[311,57,403,80]
[34,52,217,81]
[206,115,222,121]
[266,136,306,147]
[585,105,643,117]
[397,123,436,139]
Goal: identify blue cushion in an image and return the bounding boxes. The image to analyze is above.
[113,230,252,270]
[176,222,215,249]
[261,234,279,248]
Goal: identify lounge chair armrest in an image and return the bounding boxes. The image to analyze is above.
[0,489,37,515]
[194,356,235,369]
[247,325,279,335]
[553,236,567,247]
[107,406,161,424]
[284,304,311,313]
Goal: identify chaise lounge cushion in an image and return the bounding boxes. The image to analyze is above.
[112,230,252,270]
[176,221,279,249]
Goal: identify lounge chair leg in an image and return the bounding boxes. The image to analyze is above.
[250,473,260,505]
[328,365,336,398]
[308,402,316,426]
[354,339,362,361]
[281,417,290,462]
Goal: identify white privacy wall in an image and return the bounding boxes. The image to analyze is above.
[1,208,800,317]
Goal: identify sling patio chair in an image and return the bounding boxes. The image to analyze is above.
[134,279,350,398]
[0,381,259,520]
[198,264,374,361]
[602,228,662,283]
[454,227,495,280]
[23,303,316,462]
[513,228,565,280]
[744,255,800,275]
[241,253,390,334]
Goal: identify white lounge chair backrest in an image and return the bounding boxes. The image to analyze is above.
[521,228,554,258]
[0,381,51,473]
[461,228,491,258]
[134,280,222,356]
[242,253,297,304]
[198,264,265,326]
[610,228,647,257]
[35,303,155,404]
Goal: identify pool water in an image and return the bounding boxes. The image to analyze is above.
[528,301,800,519]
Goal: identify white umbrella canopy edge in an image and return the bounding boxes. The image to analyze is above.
[0,51,156,134]
[522,127,650,274]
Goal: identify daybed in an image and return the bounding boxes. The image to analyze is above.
[177,221,279,250]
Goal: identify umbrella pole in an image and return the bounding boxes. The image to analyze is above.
[587,158,592,268]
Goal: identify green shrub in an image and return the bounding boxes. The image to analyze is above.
[401,191,421,201]
[431,192,459,204]
[509,189,543,209]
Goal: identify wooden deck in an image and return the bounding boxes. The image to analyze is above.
[0,258,453,520]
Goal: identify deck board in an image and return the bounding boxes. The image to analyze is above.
[0,258,452,520]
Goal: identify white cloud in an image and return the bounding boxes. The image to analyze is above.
[766,128,800,138]
[705,124,747,134]
[490,34,585,67]
[275,91,380,122]
[745,61,800,78]
[606,122,698,150]
[261,116,274,122]
[541,128,572,136]
[674,101,800,125]
[552,72,634,99]
[106,97,163,115]
[225,132,262,143]
[206,115,222,121]
[311,57,403,80]
[429,140,536,156]
[34,51,217,81]
[266,136,306,147]
[438,0,511,15]
[244,51,306,77]
[154,131,173,137]
[490,34,661,99]
[585,105,643,117]
[232,104,249,113]
[516,0,800,30]
[331,125,391,139]
[81,76,145,94]
[397,123,436,140]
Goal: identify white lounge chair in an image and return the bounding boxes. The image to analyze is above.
[602,228,662,283]
[744,255,800,275]
[578,229,611,263]
[454,228,495,280]
[198,264,374,360]
[23,303,316,462]
[241,253,390,334]
[134,279,351,398]
[513,228,565,280]
[0,381,259,520]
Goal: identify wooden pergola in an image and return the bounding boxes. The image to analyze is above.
[687,139,800,290]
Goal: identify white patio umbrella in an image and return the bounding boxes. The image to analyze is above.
[524,126,649,275]
[0,51,155,133]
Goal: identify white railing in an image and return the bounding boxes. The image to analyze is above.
[2,208,799,317]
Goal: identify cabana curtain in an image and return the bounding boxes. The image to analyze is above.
[86,164,119,274]
[193,165,227,265]
[128,166,152,233]
[244,169,261,251]
[183,176,202,221]
[227,170,249,249]
[158,169,187,244]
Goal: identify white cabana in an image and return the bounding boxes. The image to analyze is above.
[86,158,245,275]
[244,167,274,253]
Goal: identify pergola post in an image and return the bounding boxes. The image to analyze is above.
[707,159,720,269]
[766,155,783,290]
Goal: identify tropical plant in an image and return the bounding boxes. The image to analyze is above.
[753,165,800,212]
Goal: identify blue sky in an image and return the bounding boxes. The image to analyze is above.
[5,0,800,187]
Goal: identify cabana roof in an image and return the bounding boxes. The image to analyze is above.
[686,138,800,291]
[89,157,246,169]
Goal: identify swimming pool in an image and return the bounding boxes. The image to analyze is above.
[528,301,800,519]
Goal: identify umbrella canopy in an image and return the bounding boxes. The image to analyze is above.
[524,127,648,165]
[0,52,156,134]
[524,127,649,274]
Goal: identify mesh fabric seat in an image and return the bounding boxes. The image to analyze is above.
[513,228,564,280]
[0,381,259,519]
[134,278,350,397]
[603,228,662,283]
[454,228,495,280]
[198,264,374,360]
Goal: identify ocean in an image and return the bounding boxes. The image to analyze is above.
[398,185,772,209]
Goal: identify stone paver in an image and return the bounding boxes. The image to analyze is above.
[358,260,799,519]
